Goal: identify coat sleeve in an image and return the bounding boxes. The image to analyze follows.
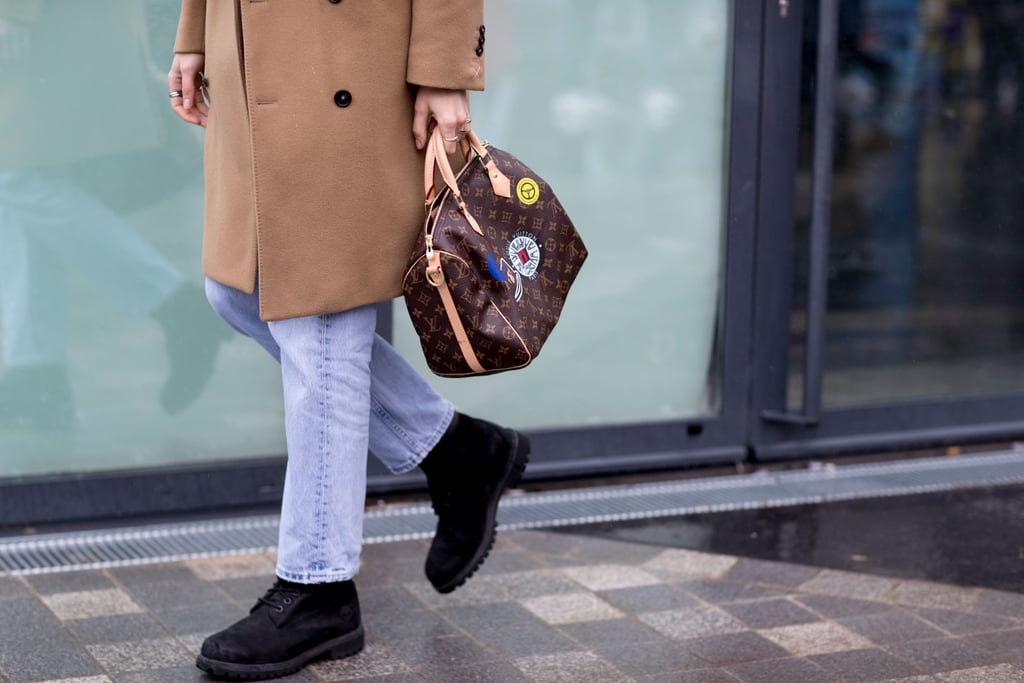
[173,0,206,53]
[407,0,485,91]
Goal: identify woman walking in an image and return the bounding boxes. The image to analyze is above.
[167,1,526,678]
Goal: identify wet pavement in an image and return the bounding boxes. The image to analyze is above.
[2,484,1024,682]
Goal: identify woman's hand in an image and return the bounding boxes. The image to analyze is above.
[413,87,471,154]
[168,53,209,127]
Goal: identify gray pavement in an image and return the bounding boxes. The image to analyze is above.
[1,529,1023,682]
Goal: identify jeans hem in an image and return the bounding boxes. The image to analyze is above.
[276,566,357,584]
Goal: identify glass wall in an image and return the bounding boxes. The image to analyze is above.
[0,0,734,480]
[790,0,1024,409]
[395,0,735,429]
[0,1,286,478]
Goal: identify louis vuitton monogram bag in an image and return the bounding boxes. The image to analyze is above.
[403,128,588,377]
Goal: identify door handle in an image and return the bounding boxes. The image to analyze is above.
[762,0,839,427]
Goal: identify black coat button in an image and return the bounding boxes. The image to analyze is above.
[479,25,485,35]
[475,46,484,57]
[334,90,352,107]
[478,35,485,46]
[328,0,342,4]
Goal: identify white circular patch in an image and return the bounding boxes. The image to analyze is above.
[507,232,542,279]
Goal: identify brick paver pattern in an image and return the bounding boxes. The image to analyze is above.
[1,530,1022,682]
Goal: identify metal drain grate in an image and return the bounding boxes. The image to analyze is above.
[4,450,1024,575]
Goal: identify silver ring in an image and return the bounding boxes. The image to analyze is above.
[444,135,460,142]
[169,91,184,99]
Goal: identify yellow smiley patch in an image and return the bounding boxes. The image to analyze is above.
[516,177,540,206]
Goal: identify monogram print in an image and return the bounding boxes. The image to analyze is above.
[403,145,588,377]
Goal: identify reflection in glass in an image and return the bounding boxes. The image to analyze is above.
[0,1,285,477]
[792,0,1024,408]
[394,0,734,429]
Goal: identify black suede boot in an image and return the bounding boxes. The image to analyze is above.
[196,578,363,680]
[419,413,530,593]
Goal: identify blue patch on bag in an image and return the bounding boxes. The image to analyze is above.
[487,253,507,282]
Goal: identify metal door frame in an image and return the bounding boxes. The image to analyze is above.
[747,0,1024,461]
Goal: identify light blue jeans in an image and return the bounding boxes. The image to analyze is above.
[205,278,454,584]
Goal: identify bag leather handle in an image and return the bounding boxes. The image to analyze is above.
[424,128,512,208]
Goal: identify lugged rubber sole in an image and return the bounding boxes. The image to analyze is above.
[195,625,364,680]
[432,430,531,594]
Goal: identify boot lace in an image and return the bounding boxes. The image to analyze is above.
[255,583,302,613]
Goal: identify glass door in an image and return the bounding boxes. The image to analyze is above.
[751,0,1024,459]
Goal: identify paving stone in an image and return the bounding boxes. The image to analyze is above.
[310,642,411,680]
[886,639,996,674]
[149,599,247,636]
[597,584,698,614]
[86,638,192,673]
[32,677,112,683]
[974,591,1024,620]
[913,607,1022,635]
[935,663,1024,682]
[416,660,527,682]
[40,589,144,621]
[502,530,581,557]
[444,603,582,658]
[679,631,790,665]
[559,564,662,591]
[485,570,583,599]
[363,608,457,641]
[675,580,786,604]
[719,598,820,629]
[726,656,835,683]
[557,617,666,648]
[565,535,664,566]
[174,633,206,657]
[798,569,898,600]
[876,677,941,683]
[722,558,819,588]
[25,572,115,596]
[473,549,543,576]
[387,635,497,679]
[106,565,198,586]
[840,609,949,645]
[109,666,218,683]
[121,578,228,612]
[0,577,31,601]
[809,648,925,682]
[0,597,104,681]
[211,575,274,605]
[588,638,706,675]
[642,549,738,581]
[639,605,745,639]
[962,629,1024,662]
[795,593,892,619]
[63,613,167,645]
[887,581,981,612]
[402,578,511,608]
[521,592,623,625]
[439,602,545,633]
[183,552,275,581]
[358,585,418,614]
[513,651,624,683]
[324,676,426,683]
[468,622,583,659]
[637,670,742,683]
[758,622,875,656]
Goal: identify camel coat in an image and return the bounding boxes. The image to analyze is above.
[174,0,485,320]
